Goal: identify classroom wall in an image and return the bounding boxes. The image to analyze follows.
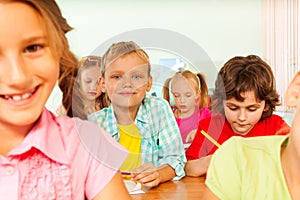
[46,0,262,113]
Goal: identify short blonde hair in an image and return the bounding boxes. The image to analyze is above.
[101,41,150,77]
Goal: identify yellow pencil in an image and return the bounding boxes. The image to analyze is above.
[200,130,221,148]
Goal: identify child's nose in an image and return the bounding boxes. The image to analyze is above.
[179,96,185,103]
[3,55,31,86]
[121,76,133,88]
[238,110,247,121]
[91,81,98,91]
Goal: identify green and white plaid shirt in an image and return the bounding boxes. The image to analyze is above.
[88,96,186,180]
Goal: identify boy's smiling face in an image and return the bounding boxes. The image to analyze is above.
[223,90,266,135]
[101,52,152,111]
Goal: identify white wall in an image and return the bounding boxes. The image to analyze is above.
[47,0,262,113]
[57,0,261,63]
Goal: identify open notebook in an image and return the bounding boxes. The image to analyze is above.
[124,180,144,194]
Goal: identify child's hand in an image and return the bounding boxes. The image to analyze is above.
[186,129,197,143]
[286,71,300,136]
[131,162,161,187]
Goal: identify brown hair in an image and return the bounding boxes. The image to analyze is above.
[73,56,110,118]
[34,0,73,34]
[16,0,79,117]
[76,56,102,94]
[101,41,150,77]
[95,92,110,111]
[211,55,279,120]
[163,70,209,111]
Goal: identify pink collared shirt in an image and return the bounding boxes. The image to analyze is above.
[0,109,128,200]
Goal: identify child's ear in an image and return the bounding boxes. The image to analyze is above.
[98,76,106,93]
[285,71,300,107]
[146,76,153,92]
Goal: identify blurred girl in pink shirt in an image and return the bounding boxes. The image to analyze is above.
[163,70,211,147]
[0,0,130,199]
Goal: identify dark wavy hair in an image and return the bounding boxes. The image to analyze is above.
[211,55,280,120]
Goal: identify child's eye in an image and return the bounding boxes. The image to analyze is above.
[111,75,121,79]
[248,108,258,112]
[228,107,238,111]
[185,93,192,98]
[24,44,43,53]
[132,75,142,80]
[173,93,180,98]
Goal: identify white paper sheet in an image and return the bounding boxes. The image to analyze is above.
[124,180,145,194]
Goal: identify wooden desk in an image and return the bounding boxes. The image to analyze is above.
[131,176,206,199]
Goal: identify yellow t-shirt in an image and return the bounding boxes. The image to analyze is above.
[118,123,142,173]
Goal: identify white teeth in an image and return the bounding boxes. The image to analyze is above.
[12,95,22,101]
[3,91,33,101]
[21,93,31,99]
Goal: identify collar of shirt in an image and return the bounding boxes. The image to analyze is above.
[107,100,149,136]
[8,108,69,165]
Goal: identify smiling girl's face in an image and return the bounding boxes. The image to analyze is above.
[0,2,59,130]
[223,90,266,135]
